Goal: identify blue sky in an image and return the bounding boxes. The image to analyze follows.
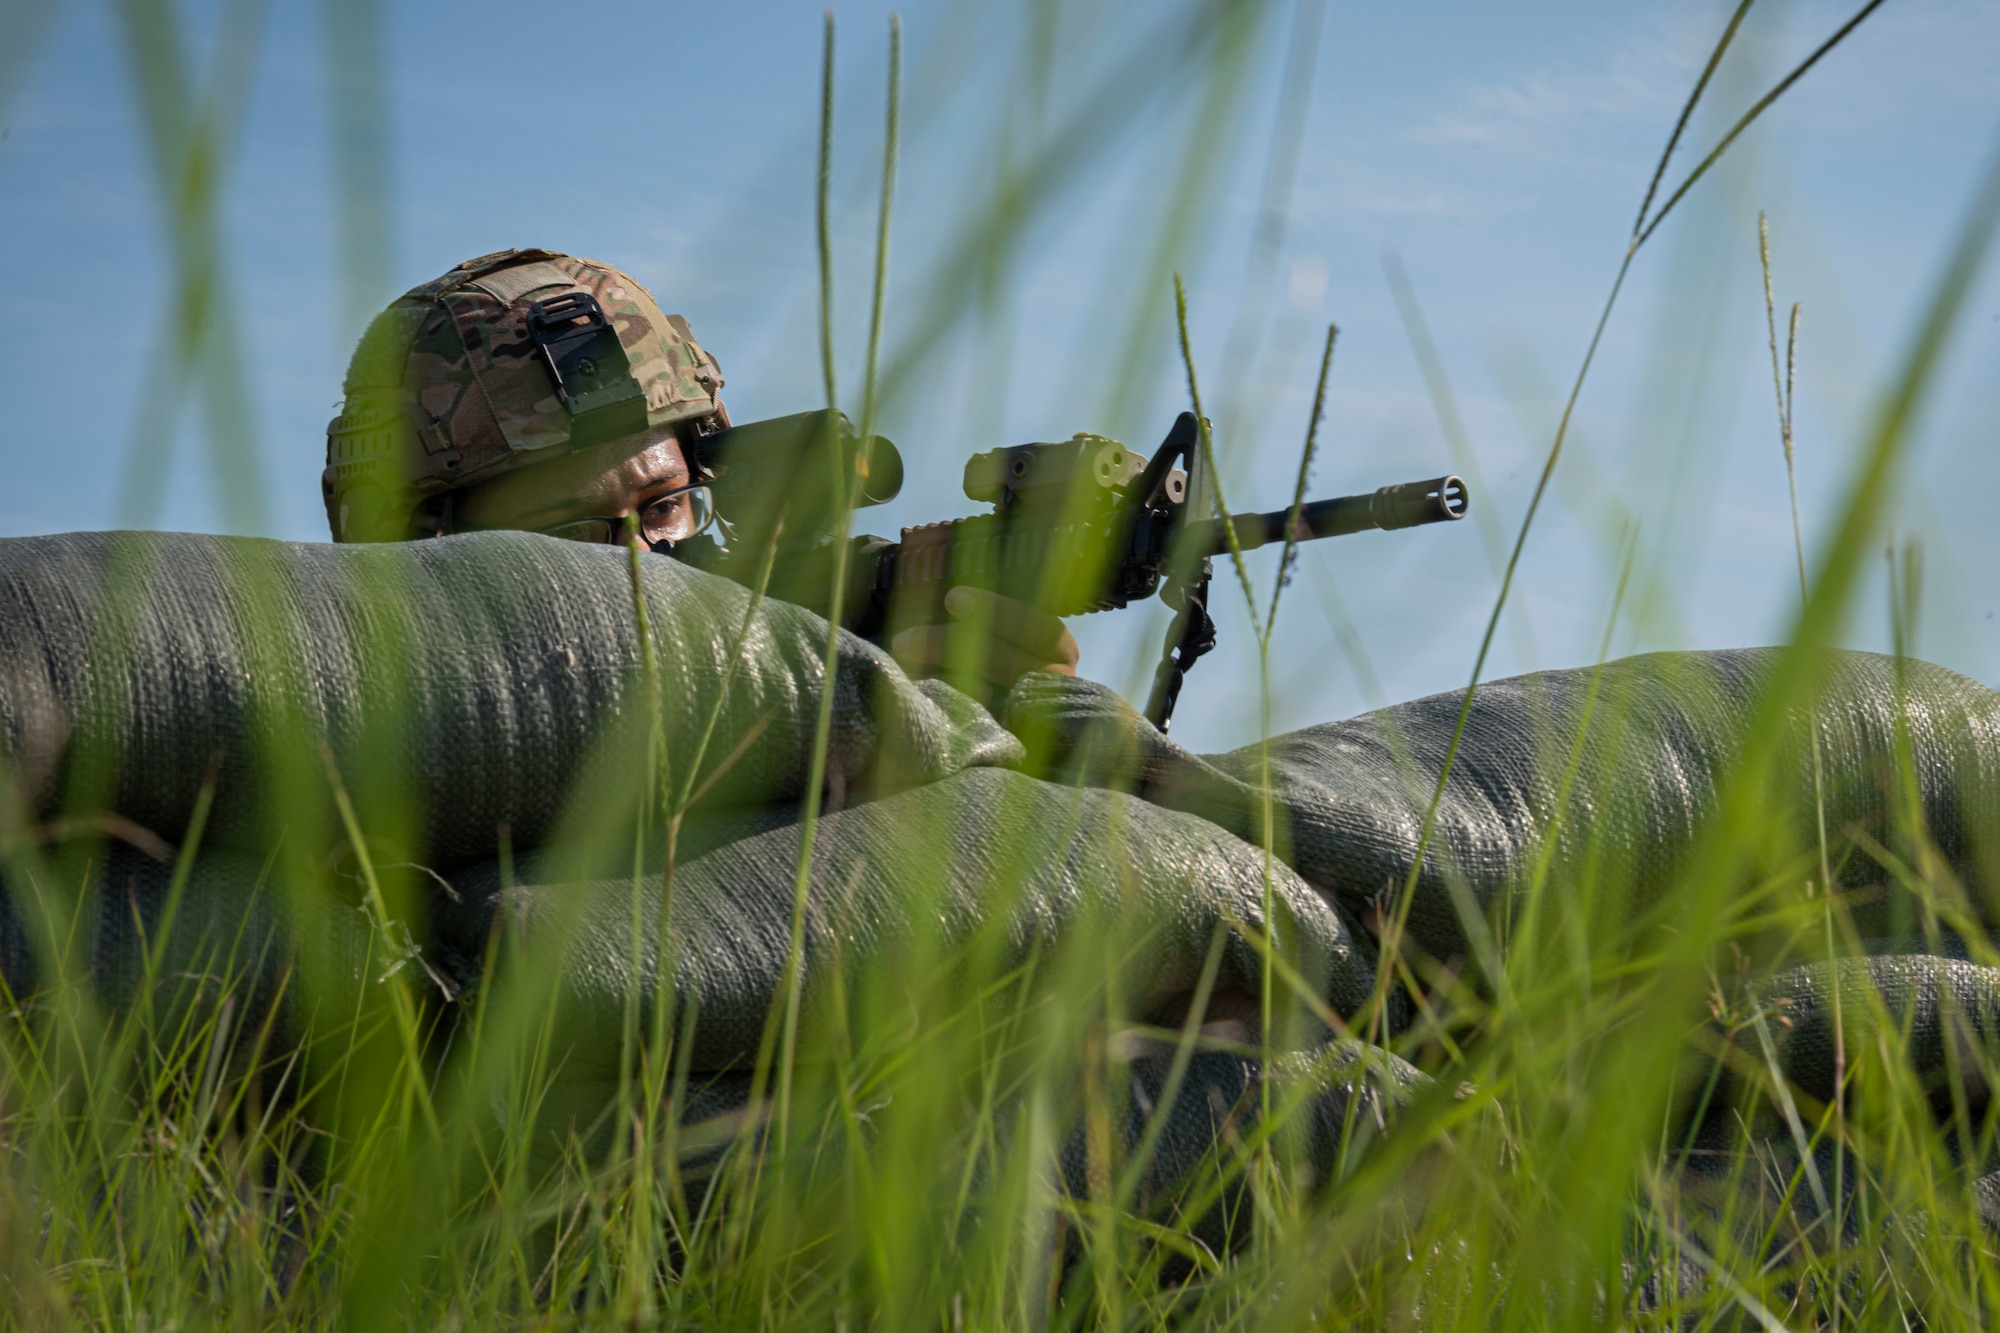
[1,0,1996,752]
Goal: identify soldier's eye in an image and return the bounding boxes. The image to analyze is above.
[639,485,715,544]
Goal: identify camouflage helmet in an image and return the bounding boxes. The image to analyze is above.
[324,248,726,542]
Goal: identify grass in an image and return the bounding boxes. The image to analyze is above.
[4,0,2000,1328]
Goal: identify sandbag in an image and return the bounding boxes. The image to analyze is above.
[433,766,1385,1076]
[1747,953,2000,1117]
[0,841,374,1078]
[0,530,1020,869]
[430,765,1416,1207]
[1663,957,2000,1276]
[1005,650,2000,969]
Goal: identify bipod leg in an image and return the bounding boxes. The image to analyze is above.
[1144,562,1216,732]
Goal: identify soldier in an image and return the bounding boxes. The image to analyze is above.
[324,247,1076,699]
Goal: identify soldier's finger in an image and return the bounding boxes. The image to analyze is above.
[962,633,1074,689]
[890,622,1071,690]
[889,624,952,672]
[943,587,1079,669]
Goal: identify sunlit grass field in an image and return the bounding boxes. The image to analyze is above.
[4,2,2000,1329]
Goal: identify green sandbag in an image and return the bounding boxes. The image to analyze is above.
[1005,650,2000,970]
[446,766,1410,1196]
[1737,952,2000,1116]
[1664,956,2000,1272]
[433,766,1385,1076]
[0,530,1020,870]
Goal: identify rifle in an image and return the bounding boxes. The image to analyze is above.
[677,409,1467,730]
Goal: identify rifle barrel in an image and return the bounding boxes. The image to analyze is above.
[1215,474,1467,554]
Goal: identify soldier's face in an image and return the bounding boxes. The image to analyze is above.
[454,427,695,544]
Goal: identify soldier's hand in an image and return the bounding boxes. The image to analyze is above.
[889,587,1080,705]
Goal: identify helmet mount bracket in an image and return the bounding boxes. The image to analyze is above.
[525,291,648,450]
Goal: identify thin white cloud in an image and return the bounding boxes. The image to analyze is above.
[1407,12,1694,154]
[1398,0,1999,172]
[1332,182,1540,220]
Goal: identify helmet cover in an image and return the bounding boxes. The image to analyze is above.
[324,248,725,541]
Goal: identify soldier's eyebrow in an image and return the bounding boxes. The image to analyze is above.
[626,462,691,500]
